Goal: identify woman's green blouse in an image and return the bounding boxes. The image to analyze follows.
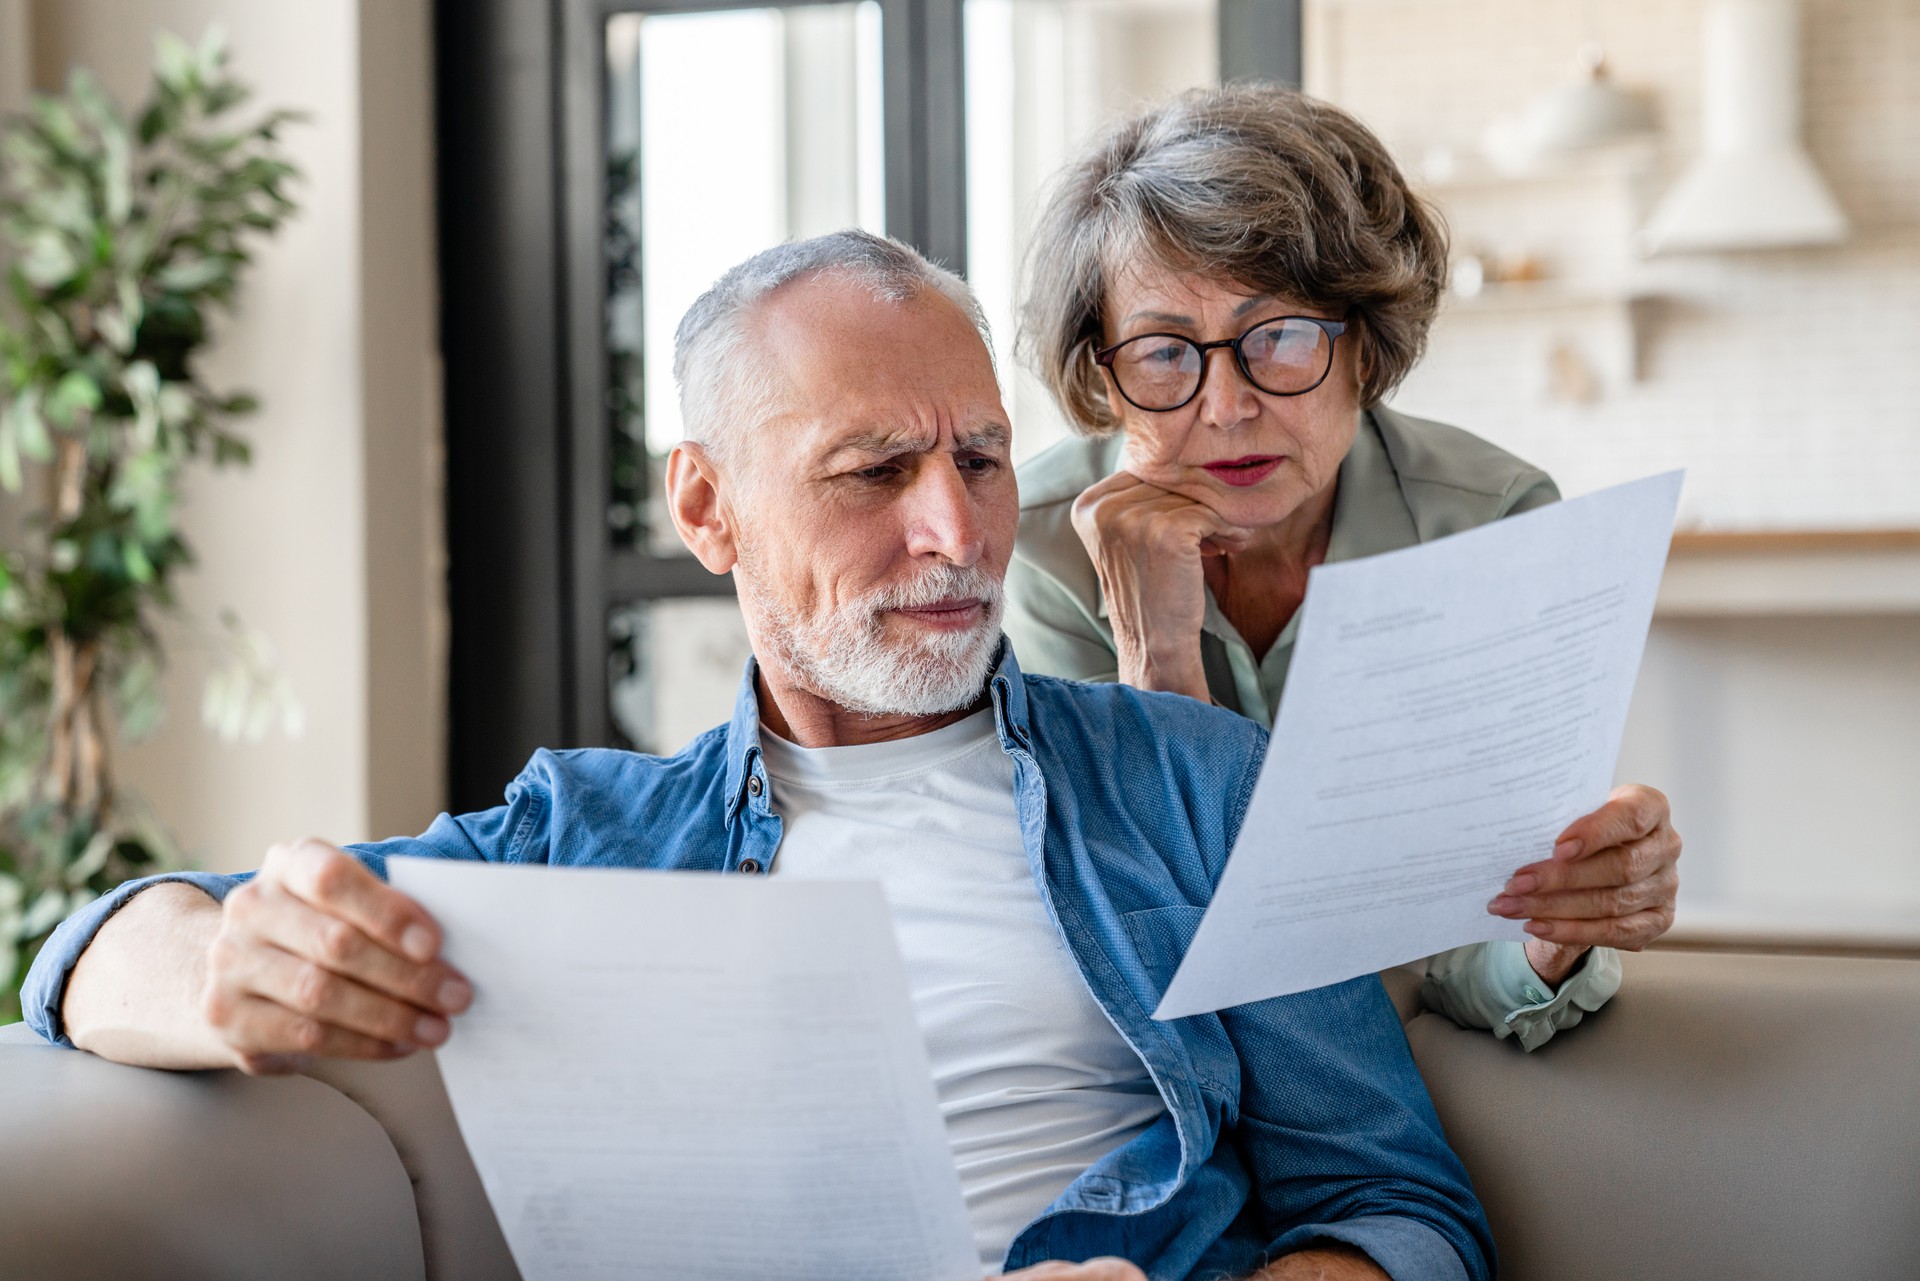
[1006,405,1622,1050]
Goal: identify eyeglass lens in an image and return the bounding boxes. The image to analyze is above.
[1109,317,1333,409]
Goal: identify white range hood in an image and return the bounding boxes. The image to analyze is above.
[1640,0,1848,255]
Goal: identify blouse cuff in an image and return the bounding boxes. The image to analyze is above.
[1421,941,1622,1052]
[1488,941,1622,1051]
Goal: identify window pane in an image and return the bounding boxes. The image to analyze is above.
[964,0,1219,463]
[605,5,884,555]
[611,599,757,755]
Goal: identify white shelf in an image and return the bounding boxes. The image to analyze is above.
[1655,532,1920,617]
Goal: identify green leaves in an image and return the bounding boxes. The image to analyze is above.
[44,369,101,426]
[0,386,49,490]
[17,230,78,289]
[0,25,305,1020]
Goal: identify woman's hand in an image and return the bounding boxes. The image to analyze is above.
[1071,470,1253,700]
[1488,785,1682,984]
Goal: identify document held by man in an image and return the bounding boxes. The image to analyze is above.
[385,860,981,1281]
[1155,471,1684,1020]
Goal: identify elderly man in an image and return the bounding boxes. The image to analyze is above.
[25,232,1492,1281]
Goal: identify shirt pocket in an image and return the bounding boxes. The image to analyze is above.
[1118,904,1207,1003]
[1117,904,1238,1101]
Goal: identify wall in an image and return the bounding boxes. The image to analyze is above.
[20,0,444,871]
[1306,0,1920,530]
[0,0,27,551]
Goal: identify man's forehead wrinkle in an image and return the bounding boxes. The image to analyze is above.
[818,410,1008,464]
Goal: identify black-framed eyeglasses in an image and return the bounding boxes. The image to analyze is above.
[1093,315,1349,412]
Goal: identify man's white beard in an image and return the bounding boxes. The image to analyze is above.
[741,558,1005,717]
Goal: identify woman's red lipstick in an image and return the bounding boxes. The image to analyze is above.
[1202,455,1282,487]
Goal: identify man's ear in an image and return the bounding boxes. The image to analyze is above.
[665,441,738,575]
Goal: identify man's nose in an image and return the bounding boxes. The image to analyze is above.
[1193,346,1262,430]
[902,462,985,566]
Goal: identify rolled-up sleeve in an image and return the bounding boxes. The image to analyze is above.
[1266,1216,1469,1281]
[20,768,548,1050]
[1221,975,1496,1281]
[1421,941,1623,1052]
[24,870,252,1048]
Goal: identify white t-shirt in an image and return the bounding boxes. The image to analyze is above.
[760,710,1165,1273]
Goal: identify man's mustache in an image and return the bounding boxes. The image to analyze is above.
[864,565,1004,614]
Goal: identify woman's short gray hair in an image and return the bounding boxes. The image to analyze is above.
[1019,85,1448,433]
[673,230,991,463]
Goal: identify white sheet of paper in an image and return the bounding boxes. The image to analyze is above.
[1155,471,1683,1019]
[386,860,980,1281]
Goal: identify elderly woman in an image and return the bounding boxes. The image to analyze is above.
[1005,86,1680,1050]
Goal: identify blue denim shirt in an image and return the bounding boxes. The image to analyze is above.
[27,646,1493,1281]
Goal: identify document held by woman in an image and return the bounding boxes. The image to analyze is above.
[1155,471,1685,1020]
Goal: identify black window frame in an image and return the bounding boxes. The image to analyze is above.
[435,0,1297,810]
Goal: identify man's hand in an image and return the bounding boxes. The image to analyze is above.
[1071,470,1252,700]
[1250,1244,1389,1278]
[1001,1246,1385,1281]
[1489,783,1682,984]
[1001,1260,1147,1281]
[203,840,471,1074]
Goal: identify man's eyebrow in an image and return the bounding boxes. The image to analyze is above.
[958,423,1011,451]
[831,422,1010,457]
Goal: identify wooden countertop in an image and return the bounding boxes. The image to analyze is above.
[1657,529,1920,616]
[1669,529,1920,555]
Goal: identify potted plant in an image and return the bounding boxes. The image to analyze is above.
[0,29,303,1022]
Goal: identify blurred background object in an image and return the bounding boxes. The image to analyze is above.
[1639,0,1849,254]
[0,0,445,917]
[0,27,310,1018]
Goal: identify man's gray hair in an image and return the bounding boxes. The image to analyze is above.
[673,230,992,463]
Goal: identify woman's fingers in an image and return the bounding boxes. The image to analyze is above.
[1493,866,1679,922]
[1488,805,1682,952]
[1523,906,1674,950]
[1551,784,1671,860]
[1073,470,1257,550]
[1071,474,1247,699]
[1500,832,1678,898]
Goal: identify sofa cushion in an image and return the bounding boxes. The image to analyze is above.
[1406,948,1920,1280]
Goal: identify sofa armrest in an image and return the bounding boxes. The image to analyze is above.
[0,1023,426,1281]
[304,1051,520,1280]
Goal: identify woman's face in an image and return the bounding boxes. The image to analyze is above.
[1099,261,1361,531]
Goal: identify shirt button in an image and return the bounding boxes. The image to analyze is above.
[1523,985,1547,1003]
[738,858,762,875]
[746,775,763,797]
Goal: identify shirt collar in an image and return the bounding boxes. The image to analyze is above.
[722,658,768,825]
[1324,407,1419,562]
[722,639,1031,824]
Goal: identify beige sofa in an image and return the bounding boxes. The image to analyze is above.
[4,948,1917,1280]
